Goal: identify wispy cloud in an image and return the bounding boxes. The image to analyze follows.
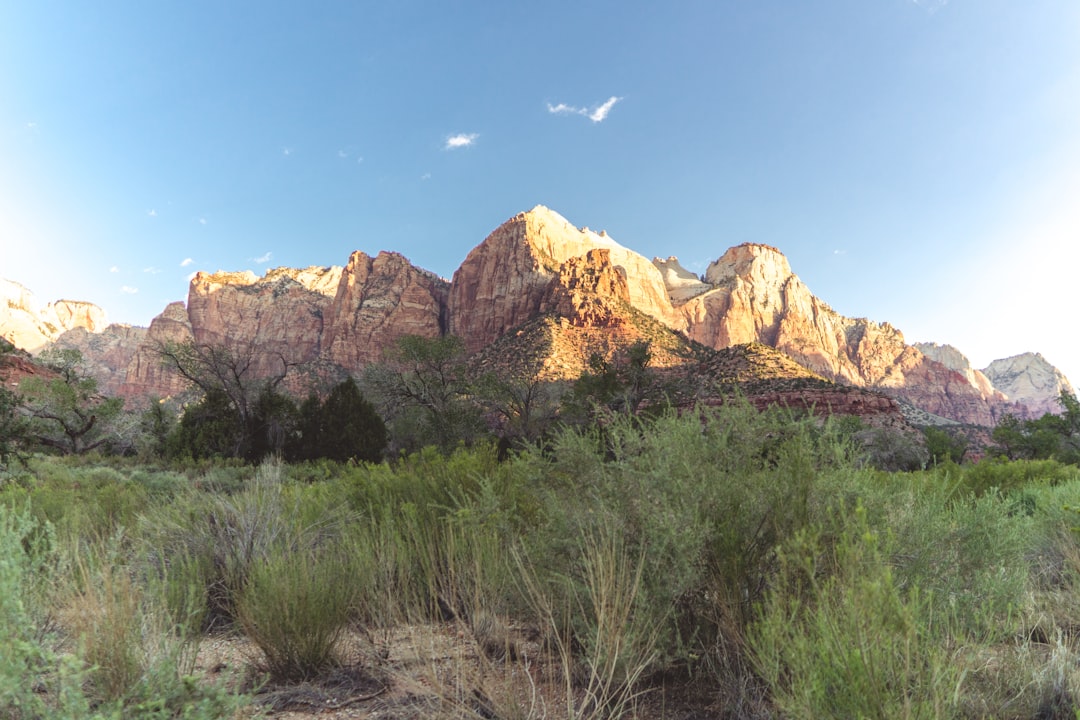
[26,122,37,131]
[198,217,207,225]
[180,258,194,267]
[421,172,432,181]
[120,286,138,295]
[547,96,622,123]
[143,266,161,275]
[444,133,478,150]
[147,209,157,217]
[109,266,119,273]
[282,147,293,156]
[254,251,273,264]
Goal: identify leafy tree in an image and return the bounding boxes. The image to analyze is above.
[472,357,564,451]
[364,335,483,452]
[991,392,1080,464]
[168,387,242,459]
[563,341,668,423]
[0,386,29,469]
[18,348,124,454]
[246,386,300,462]
[922,426,968,465]
[155,340,291,460]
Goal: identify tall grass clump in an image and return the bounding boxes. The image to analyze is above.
[519,402,851,706]
[752,503,962,720]
[518,521,662,720]
[236,543,356,682]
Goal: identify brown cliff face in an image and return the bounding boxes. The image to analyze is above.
[657,243,1015,425]
[187,266,342,378]
[50,324,147,397]
[449,206,681,354]
[322,251,448,367]
[117,302,194,401]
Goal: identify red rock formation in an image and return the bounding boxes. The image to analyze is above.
[322,251,448,367]
[186,266,342,378]
[116,302,194,401]
[50,324,147,397]
[449,206,681,354]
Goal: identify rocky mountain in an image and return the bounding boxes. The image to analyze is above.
[984,353,1076,418]
[0,279,106,352]
[4,205,1073,426]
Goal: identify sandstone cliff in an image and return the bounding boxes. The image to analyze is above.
[50,324,148,397]
[983,353,1077,418]
[20,207,1074,428]
[652,244,1017,425]
[1,278,106,353]
[322,251,448,368]
[449,206,683,354]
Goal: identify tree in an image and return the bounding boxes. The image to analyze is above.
[301,378,386,463]
[18,348,124,455]
[922,426,968,465]
[168,387,242,459]
[363,335,483,452]
[0,387,29,469]
[991,392,1080,464]
[564,341,668,423]
[155,340,291,460]
[472,357,564,450]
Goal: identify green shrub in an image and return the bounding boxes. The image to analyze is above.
[237,544,357,682]
[751,503,961,720]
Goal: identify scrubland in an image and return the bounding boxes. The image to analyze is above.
[3,402,1080,719]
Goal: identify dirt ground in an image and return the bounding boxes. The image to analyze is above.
[194,622,724,719]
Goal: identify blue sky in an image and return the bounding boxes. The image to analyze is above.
[2,1,1078,386]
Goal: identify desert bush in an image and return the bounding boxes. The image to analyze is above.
[752,503,961,720]
[236,543,356,682]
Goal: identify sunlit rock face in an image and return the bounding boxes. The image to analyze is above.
[0,278,106,352]
[322,250,448,367]
[655,243,1015,425]
[448,206,683,354]
[983,352,1077,418]
[16,206,1075,427]
[50,324,147,397]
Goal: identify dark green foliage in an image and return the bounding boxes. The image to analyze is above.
[245,385,299,462]
[992,392,1080,464]
[364,334,484,453]
[922,425,968,465]
[18,349,125,455]
[288,379,386,463]
[0,386,29,469]
[564,341,666,423]
[168,388,242,460]
[314,377,386,463]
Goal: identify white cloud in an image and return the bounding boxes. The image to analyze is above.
[120,286,138,295]
[445,133,478,150]
[421,172,432,181]
[356,156,364,164]
[338,149,349,158]
[588,96,621,123]
[547,96,623,123]
[147,209,157,217]
[254,251,273,264]
[186,271,198,282]
[109,266,119,273]
[180,258,194,267]
[282,147,293,156]
[143,266,161,275]
[198,217,207,225]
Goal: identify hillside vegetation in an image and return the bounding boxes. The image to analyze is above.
[3,400,1080,718]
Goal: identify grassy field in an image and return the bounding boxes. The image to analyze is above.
[3,401,1080,719]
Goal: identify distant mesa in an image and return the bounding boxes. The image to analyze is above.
[1,205,1073,426]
